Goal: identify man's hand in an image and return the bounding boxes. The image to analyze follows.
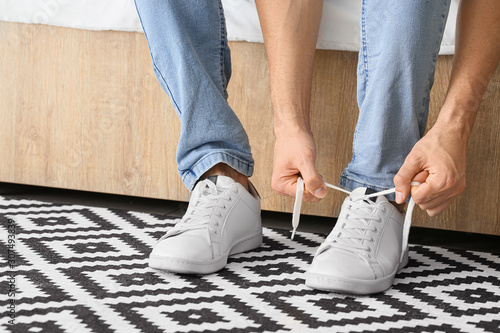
[395,0,500,217]
[394,119,468,217]
[256,0,323,200]
[272,129,326,202]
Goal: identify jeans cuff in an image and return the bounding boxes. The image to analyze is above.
[339,172,396,202]
[180,152,254,190]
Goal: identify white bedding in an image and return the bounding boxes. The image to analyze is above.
[1,0,458,54]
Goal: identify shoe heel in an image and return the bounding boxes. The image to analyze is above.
[398,246,409,272]
[230,232,263,256]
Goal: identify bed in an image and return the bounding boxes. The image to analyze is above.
[1,0,499,235]
[1,0,459,53]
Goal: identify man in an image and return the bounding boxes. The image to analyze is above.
[134,0,500,294]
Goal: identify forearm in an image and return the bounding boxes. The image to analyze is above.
[255,0,326,199]
[438,0,500,138]
[394,0,500,212]
[255,0,323,136]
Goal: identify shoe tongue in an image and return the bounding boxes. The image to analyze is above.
[202,175,235,195]
[206,175,218,185]
[351,187,388,204]
[206,175,235,187]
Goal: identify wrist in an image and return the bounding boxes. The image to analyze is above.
[274,121,312,139]
[436,99,479,139]
[273,105,312,137]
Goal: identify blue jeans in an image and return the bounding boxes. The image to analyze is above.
[134,0,254,190]
[134,0,451,196]
[339,0,451,199]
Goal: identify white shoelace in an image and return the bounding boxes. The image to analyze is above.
[291,178,421,263]
[163,180,234,238]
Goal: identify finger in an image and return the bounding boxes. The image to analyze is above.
[410,181,422,198]
[301,166,326,199]
[271,173,296,198]
[413,170,429,183]
[288,177,321,202]
[408,171,429,202]
[410,180,434,205]
[410,171,458,207]
[412,185,458,214]
[271,185,293,198]
[416,185,459,211]
[410,181,445,208]
[423,197,455,217]
[302,192,321,202]
[394,156,425,204]
[271,173,321,202]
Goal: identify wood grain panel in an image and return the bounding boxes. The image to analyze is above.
[1,22,499,235]
[415,55,500,235]
[0,22,189,203]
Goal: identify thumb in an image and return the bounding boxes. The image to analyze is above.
[394,158,425,204]
[301,167,326,199]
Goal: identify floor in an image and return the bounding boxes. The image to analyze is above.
[4,182,500,332]
[1,182,499,254]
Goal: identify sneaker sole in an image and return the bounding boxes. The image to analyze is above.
[148,231,263,275]
[305,248,410,295]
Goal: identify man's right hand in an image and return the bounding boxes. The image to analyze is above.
[255,0,324,202]
[272,129,326,202]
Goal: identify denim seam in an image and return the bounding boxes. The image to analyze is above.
[133,0,182,115]
[217,0,229,99]
[418,0,450,131]
[151,61,181,114]
[351,0,370,168]
[360,0,369,82]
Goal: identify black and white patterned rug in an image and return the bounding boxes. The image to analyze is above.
[1,195,499,333]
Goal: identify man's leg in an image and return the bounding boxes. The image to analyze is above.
[340,0,451,200]
[306,0,451,294]
[134,0,254,190]
[134,1,262,274]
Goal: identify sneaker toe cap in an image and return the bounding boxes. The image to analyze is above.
[308,248,375,281]
[151,233,213,261]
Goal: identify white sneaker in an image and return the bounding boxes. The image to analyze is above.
[149,175,262,274]
[305,187,409,294]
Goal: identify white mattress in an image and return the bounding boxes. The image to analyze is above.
[1,0,458,54]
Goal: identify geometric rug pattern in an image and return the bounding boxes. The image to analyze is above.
[1,195,499,333]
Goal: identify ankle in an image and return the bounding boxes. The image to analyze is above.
[201,163,249,191]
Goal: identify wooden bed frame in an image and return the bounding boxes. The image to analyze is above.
[1,22,499,235]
